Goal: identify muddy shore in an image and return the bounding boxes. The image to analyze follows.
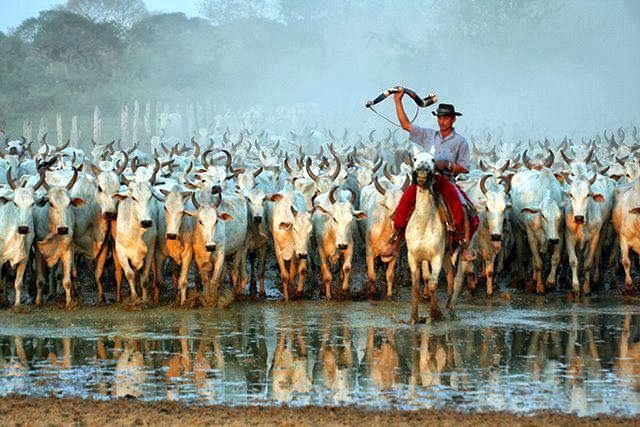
[0,396,635,426]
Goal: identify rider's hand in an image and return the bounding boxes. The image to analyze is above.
[393,86,405,101]
[435,160,449,171]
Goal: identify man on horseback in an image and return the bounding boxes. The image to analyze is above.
[382,87,478,261]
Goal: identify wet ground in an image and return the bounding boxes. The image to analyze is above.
[1,291,640,418]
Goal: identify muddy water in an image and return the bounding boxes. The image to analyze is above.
[0,293,640,417]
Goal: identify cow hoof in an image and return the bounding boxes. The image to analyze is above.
[259,291,266,300]
[296,289,303,299]
[430,307,443,321]
[408,316,427,325]
[385,294,395,301]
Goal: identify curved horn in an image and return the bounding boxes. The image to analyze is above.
[560,149,573,165]
[126,142,137,155]
[368,130,375,143]
[221,149,232,169]
[347,188,356,205]
[401,173,410,192]
[588,173,597,186]
[191,192,201,210]
[40,132,48,145]
[253,166,263,178]
[57,139,70,151]
[544,149,555,168]
[161,143,170,154]
[330,157,341,180]
[32,171,46,191]
[296,156,304,169]
[284,156,294,174]
[6,167,17,190]
[599,166,610,175]
[616,156,627,167]
[383,163,393,181]
[479,159,490,172]
[328,186,339,204]
[115,151,128,175]
[565,174,573,185]
[371,156,383,173]
[66,167,79,191]
[201,149,212,169]
[120,174,131,187]
[374,176,386,196]
[499,159,510,174]
[522,150,534,170]
[150,158,160,184]
[618,127,626,143]
[479,174,491,195]
[583,148,594,164]
[305,158,319,182]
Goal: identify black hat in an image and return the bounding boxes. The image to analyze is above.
[432,103,462,117]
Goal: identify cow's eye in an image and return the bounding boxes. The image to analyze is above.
[98,186,103,192]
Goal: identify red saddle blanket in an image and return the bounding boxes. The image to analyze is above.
[393,175,479,246]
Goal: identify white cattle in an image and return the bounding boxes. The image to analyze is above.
[0,170,44,305]
[510,167,565,294]
[564,173,614,296]
[113,179,158,304]
[612,177,640,292]
[313,186,367,300]
[358,176,407,298]
[33,168,84,307]
[266,189,314,301]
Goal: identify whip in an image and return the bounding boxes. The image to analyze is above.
[365,86,437,127]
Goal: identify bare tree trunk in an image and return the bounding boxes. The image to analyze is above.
[22,120,32,142]
[144,101,151,140]
[56,113,63,148]
[120,103,129,144]
[70,116,78,148]
[132,99,140,147]
[93,105,102,144]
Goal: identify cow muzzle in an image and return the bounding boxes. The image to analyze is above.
[206,244,216,252]
[297,253,307,260]
[140,220,153,229]
[253,216,262,224]
[337,243,349,251]
[574,215,585,224]
[490,234,502,242]
[9,148,18,156]
[166,233,178,240]
[57,226,69,235]
[17,226,30,235]
[548,238,560,246]
[104,212,117,221]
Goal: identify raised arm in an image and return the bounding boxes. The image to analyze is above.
[393,88,412,132]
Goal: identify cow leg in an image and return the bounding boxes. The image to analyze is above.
[340,247,353,294]
[365,244,376,298]
[513,227,527,287]
[171,262,180,302]
[441,256,455,298]
[547,237,563,289]
[13,263,27,307]
[61,250,74,308]
[116,250,138,303]
[485,254,496,296]
[231,252,243,298]
[583,232,601,296]
[297,258,307,298]
[385,257,397,299]
[95,247,109,305]
[288,257,297,298]
[178,253,192,306]
[257,244,267,299]
[620,239,633,291]
[248,251,257,296]
[34,251,46,306]
[526,231,544,294]
[566,237,580,296]
[422,260,432,299]
[209,253,225,306]
[408,252,421,324]
[318,249,332,301]
[275,251,290,301]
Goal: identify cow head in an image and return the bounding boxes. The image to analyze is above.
[478,175,512,248]
[159,188,193,240]
[113,181,154,229]
[565,174,603,225]
[185,193,232,252]
[276,203,315,259]
[38,168,84,236]
[316,187,367,251]
[91,161,126,221]
[521,193,564,245]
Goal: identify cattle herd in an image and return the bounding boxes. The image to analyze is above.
[0,126,639,319]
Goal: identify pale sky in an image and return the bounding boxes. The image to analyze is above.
[0,0,202,33]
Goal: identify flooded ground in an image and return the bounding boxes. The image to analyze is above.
[1,291,640,419]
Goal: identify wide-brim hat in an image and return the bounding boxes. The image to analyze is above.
[432,103,462,117]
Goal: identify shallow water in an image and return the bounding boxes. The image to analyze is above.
[1,293,640,417]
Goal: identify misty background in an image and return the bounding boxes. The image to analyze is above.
[0,0,638,143]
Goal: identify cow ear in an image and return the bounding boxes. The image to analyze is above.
[185,182,199,190]
[0,197,11,205]
[315,205,330,215]
[160,188,170,196]
[184,210,197,217]
[36,197,49,207]
[353,210,368,220]
[112,194,128,200]
[629,208,640,215]
[70,197,85,207]
[520,207,540,214]
[218,212,233,221]
[279,222,292,230]
[591,193,605,203]
[553,173,565,183]
[266,193,283,202]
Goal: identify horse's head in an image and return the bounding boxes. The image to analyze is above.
[411,146,437,188]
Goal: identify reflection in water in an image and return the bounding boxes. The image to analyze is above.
[0,302,640,416]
